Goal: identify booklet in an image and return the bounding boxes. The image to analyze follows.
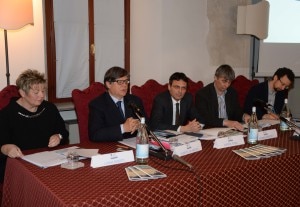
[125,165,167,181]
[233,144,286,160]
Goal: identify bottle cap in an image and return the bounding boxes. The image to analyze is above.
[284,98,288,104]
[140,117,145,124]
[252,106,256,112]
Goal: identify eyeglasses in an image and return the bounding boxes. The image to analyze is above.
[113,79,130,85]
[278,78,289,89]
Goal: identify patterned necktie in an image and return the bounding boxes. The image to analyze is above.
[116,101,125,118]
[175,102,180,125]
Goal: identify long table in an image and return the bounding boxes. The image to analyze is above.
[2,126,300,206]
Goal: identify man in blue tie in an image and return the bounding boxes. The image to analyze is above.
[89,66,147,142]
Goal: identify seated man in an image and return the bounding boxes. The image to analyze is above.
[244,67,295,120]
[88,66,147,142]
[150,72,204,132]
[195,64,249,131]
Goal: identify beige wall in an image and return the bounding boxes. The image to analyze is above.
[0,0,251,90]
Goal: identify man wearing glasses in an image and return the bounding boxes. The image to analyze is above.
[150,72,204,132]
[244,67,295,120]
[89,66,147,142]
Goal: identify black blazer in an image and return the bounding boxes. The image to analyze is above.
[195,83,243,127]
[88,92,147,142]
[243,81,287,119]
[150,91,203,131]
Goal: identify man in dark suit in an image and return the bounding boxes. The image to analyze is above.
[244,67,295,120]
[195,64,250,131]
[88,66,147,142]
[150,72,204,132]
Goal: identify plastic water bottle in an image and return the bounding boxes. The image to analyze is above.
[248,106,258,144]
[280,98,291,131]
[136,117,149,164]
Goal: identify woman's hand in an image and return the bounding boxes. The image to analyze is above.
[48,134,61,147]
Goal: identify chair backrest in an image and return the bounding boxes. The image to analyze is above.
[187,78,203,102]
[72,82,106,143]
[231,75,259,108]
[131,79,168,117]
[0,85,20,110]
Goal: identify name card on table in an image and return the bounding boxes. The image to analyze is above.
[213,135,245,149]
[258,129,277,141]
[172,140,202,156]
[91,150,134,168]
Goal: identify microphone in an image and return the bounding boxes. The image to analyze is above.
[172,154,193,169]
[128,102,143,118]
[254,99,272,109]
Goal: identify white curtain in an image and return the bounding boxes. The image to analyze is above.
[53,0,124,98]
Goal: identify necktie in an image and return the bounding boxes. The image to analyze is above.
[116,101,125,118]
[175,102,180,125]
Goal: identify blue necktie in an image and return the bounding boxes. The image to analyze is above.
[116,101,125,118]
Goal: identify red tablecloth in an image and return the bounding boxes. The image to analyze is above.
[2,126,300,206]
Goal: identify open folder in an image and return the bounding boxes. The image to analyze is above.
[22,146,99,168]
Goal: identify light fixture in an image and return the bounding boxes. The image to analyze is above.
[0,0,34,85]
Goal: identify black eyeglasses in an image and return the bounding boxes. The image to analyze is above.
[113,79,130,85]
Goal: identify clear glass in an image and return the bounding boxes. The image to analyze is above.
[248,107,259,144]
[136,118,149,164]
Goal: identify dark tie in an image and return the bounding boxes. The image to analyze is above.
[175,102,180,125]
[116,101,125,118]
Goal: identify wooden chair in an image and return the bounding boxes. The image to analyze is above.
[72,82,106,143]
[231,75,259,108]
[131,79,168,117]
[0,85,20,110]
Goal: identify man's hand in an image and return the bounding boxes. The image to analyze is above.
[1,144,24,158]
[223,120,244,131]
[123,117,140,134]
[180,119,202,132]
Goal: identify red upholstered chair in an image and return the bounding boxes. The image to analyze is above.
[231,75,259,108]
[72,82,106,143]
[187,78,203,102]
[131,79,168,117]
[0,85,20,110]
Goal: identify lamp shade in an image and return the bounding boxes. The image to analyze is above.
[237,0,269,40]
[0,0,33,30]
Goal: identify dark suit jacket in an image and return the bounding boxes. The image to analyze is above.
[195,83,243,127]
[243,81,287,119]
[88,92,147,142]
[150,91,204,131]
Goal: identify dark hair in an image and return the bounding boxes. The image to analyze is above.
[103,66,129,89]
[169,72,189,86]
[214,64,235,81]
[273,67,295,87]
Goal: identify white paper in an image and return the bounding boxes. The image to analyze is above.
[119,137,137,149]
[22,151,68,168]
[90,150,134,168]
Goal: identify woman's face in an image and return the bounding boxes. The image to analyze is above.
[21,83,46,108]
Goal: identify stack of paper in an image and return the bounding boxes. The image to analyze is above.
[233,144,286,160]
[125,165,167,181]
